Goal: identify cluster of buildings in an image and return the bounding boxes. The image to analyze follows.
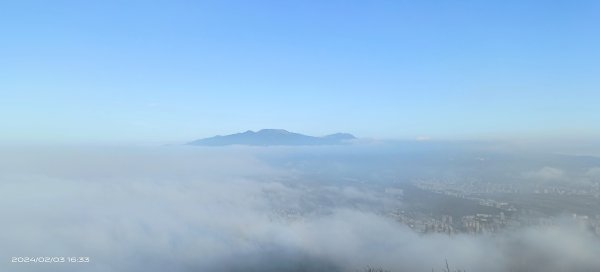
[387,210,517,235]
[388,209,600,236]
[414,180,522,195]
[414,179,600,198]
[387,210,457,234]
[532,186,600,197]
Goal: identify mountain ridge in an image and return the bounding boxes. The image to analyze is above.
[188,129,356,146]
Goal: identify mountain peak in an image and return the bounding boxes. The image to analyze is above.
[257,129,292,134]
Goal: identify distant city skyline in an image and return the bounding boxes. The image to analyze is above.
[1,1,599,144]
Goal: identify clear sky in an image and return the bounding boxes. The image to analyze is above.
[1,0,599,144]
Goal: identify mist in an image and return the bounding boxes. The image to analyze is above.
[1,145,599,272]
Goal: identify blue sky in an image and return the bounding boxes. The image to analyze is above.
[1,0,599,144]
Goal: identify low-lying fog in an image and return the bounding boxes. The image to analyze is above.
[1,144,599,272]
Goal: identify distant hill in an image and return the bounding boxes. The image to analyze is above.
[187,129,356,146]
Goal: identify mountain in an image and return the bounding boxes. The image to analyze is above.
[187,129,356,146]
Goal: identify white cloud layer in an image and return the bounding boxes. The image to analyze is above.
[1,147,599,272]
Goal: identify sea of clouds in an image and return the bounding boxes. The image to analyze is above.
[1,146,599,272]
